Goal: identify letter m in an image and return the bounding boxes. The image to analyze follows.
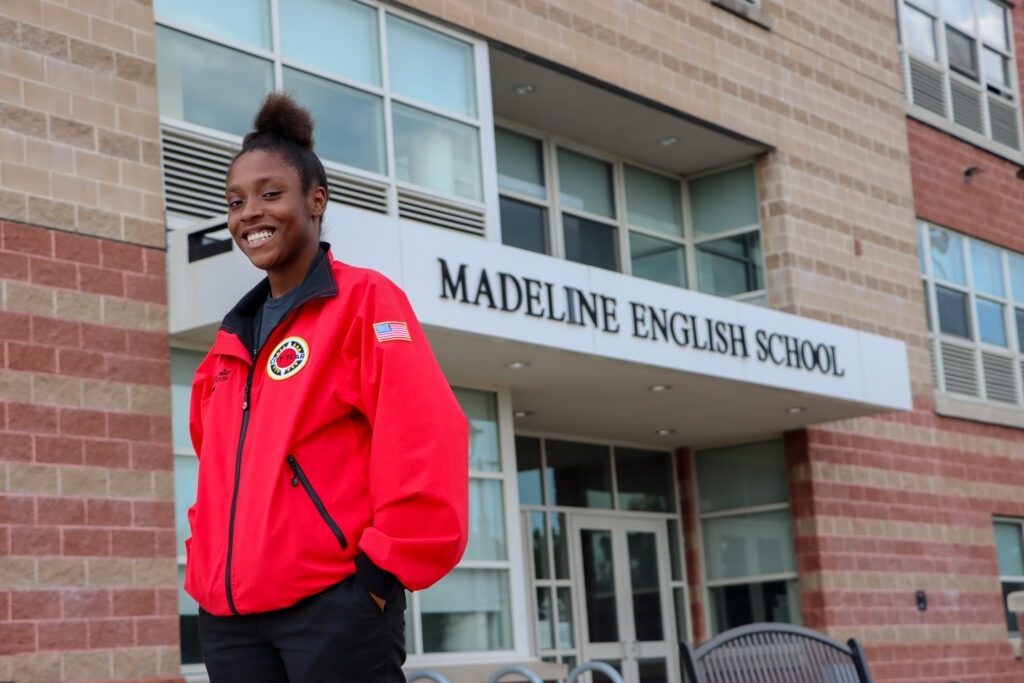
[439,259,470,302]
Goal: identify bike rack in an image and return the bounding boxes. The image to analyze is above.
[486,664,545,682]
[565,661,626,683]
[406,670,452,683]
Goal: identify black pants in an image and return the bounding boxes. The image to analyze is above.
[198,577,406,683]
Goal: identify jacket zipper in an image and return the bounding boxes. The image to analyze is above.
[286,455,349,550]
[224,362,255,615]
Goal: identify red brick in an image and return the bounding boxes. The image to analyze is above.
[135,615,178,645]
[88,617,132,648]
[78,264,125,296]
[10,590,62,620]
[113,588,156,616]
[107,412,151,441]
[81,323,127,354]
[126,330,170,360]
[7,402,58,434]
[155,529,177,558]
[155,587,178,616]
[2,222,53,257]
[7,342,56,373]
[0,495,36,524]
[58,407,108,438]
[38,619,88,651]
[62,527,112,556]
[100,240,145,272]
[31,316,81,348]
[37,496,86,526]
[111,529,155,557]
[0,433,33,461]
[54,231,101,265]
[0,312,31,341]
[0,623,36,655]
[11,525,61,555]
[142,248,165,275]
[108,357,169,386]
[63,589,111,618]
[125,272,167,304]
[83,439,131,468]
[86,498,132,526]
[0,252,29,281]
[57,348,108,379]
[34,435,84,465]
[132,500,173,528]
[28,256,78,289]
[131,442,172,472]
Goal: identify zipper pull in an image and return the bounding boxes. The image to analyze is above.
[286,455,299,486]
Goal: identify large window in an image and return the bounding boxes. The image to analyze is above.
[496,127,764,301]
[898,0,1020,151]
[170,351,512,665]
[995,519,1024,634]
[694,440,800,635]
[919,222,1024,410]
[155,0,485,204]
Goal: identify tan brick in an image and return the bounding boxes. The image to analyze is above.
[41,3,93,40]
[0,130,26,164]
[4,281,57,316]
[49,115,95,150]
[86,558,134,586]
[153,471,173,500]
[32,375,83,407]
[109,470,154,498]
[0,101,47,139]
[3,0,43,25]
[45,59,96,98]
[102,296,150,329]
[0,189,29,222]
[76,206,122,239]
[113,646,160,679]
[63,649,112,682]
[0,558,37,588]
[116,104,158,138]
[18,23,68,60]
[55,289,103,323]
[122,216,163,247]
[69,38,115,74]
[132,558,177,587]
[72,94,117,129]
[82,379,130,411]
[120,159,160,190]
[50,172,98,206]
[75,149,120,183]
[90,16,135,54]
[76,0,115,21]
[0,371,33,402]
[97,128,140,162]
[1,162,50,195]
[101,185,143,215]
[37,557,87,587]
[10,652,62,683]
[113,0,155,32]
[25,138,74,174]
[28,196,76,231]
[9,463,59,494]
[59,466,108,497]
[115,53,156,86]
[23,80,71,116]
[129,385,170,415]
[0,43,46,83]
[0,72,22,106]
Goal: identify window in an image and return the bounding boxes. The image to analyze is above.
[495,126,765,301]
[694,440,800,634]
[994,519,1024,634]
[898,0,1020,151]
[919,221,1024,408]
[155,0,485,207]
[170,350,510,661]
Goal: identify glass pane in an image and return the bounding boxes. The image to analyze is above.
[454,387,500,472]
[581,529,618,642]
[668,520,682,581]
[420,568,512,651]
[911,0,938,11]
[387,15,476,117]
[703,510,795,580]
[630,232,686,288]
[696,232,763,296]
[1010,253,1024,302]
[393,103,482,201]
[563,214,618,271]
[557,586,575,648]
[1003,581,1024,632]
[280,0,380,85]
[171,350,205,451]
[496,128,546,198]
[156,27,273,137]
[464,479,507,561]
[592,661,623,683]
[1017,308,1024,352]
[529,511,550,579]
[936,285,971,337]
[696,440,787,512]
[971,241,1004,296]
[546,439,612,508]
[918,221,929,274]
[904,6,937,61]
[690,166,758,237]
[976,297,1006,346]
[283,68,386,175]
[516,436,544,505]
[673,587,687,642]
[615,448,674,512]
[174,454,198,557]
[536,587,555,649]
[628,532,664,641]
[637,660,669,683]
[983,48,1009,87]
[980,0,1008,49]
[708,579,799,634]
[500,197,548,254]
[558,149,615,218]
[154,0,270,48]
[624,165,683,237]
[929,226,966,284]
[552,513,570,579]
[177,566,202,663]
[995,522,1024,575]
[946,26,978,79]
[941,0,974,33]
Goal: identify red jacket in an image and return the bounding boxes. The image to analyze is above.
[185,247,469,616]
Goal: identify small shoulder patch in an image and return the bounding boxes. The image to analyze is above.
[373,321,411,343]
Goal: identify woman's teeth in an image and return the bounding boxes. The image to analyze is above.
[247,229,273,245]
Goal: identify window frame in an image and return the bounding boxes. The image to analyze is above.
[994,517,1024,636]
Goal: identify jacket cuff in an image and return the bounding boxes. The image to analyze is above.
[355,553,401,599]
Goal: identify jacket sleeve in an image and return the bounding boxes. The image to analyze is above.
[188,354,215,460]
[351,275,469,596]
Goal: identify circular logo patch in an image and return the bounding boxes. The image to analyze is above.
[267,336,310,381]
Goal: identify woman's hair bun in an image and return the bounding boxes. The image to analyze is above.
[245,92,315,150]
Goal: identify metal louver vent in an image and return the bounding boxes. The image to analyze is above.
[325,169,388,214]
[909,58,946,116]
[397,190,486,236]
[988,96,1020,149]
[940,342,978,396]
[982,352,1017,404]
[162,127,238,219]
[951,81,984,133]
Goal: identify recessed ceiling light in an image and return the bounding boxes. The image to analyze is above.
[786,406,806,414]
[655,428,676,436]
[659,136,678,147]
[648,384,672,392]
[514,84,535,95]
[505,361,531,370]
[513,410,533,418]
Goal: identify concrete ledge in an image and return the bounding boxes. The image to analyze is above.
[710,0,774,30]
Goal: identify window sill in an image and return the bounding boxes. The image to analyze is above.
[709,0,774,30]
[1011,634,1021,659]
[934,393,1024,429]
[907,106,1024,166]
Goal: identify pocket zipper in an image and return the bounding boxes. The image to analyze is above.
[285,455,348,549]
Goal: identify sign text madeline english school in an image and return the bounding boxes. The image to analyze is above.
[438,259,846,377]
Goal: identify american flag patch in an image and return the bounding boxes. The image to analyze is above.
[373,321,411,343]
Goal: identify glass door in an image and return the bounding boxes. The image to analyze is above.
[570,514,678,683]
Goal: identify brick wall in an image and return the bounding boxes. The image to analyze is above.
[0,0,175,681]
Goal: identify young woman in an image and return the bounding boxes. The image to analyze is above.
[185,92,469,682]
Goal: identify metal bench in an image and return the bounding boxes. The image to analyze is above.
[680,623,874,683]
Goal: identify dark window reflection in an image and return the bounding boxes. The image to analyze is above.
[581,530,618,642]
[516,436,543,505]
[500,196,548,254]
[546,440,612,508]
[709,580,795,634]
[936,285,970,338]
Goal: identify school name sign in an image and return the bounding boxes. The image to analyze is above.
[438,259,845,377]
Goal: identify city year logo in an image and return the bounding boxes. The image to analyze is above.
[267,337,310,381]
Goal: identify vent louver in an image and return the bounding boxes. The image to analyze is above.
[951,81,984,134]
[988,96,1020,150]
[397,189,486,236]
[982,352,1017,404]
[909,58,946,117]
[940,342,979,397]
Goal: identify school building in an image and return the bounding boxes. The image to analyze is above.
[2,0,1024,681]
